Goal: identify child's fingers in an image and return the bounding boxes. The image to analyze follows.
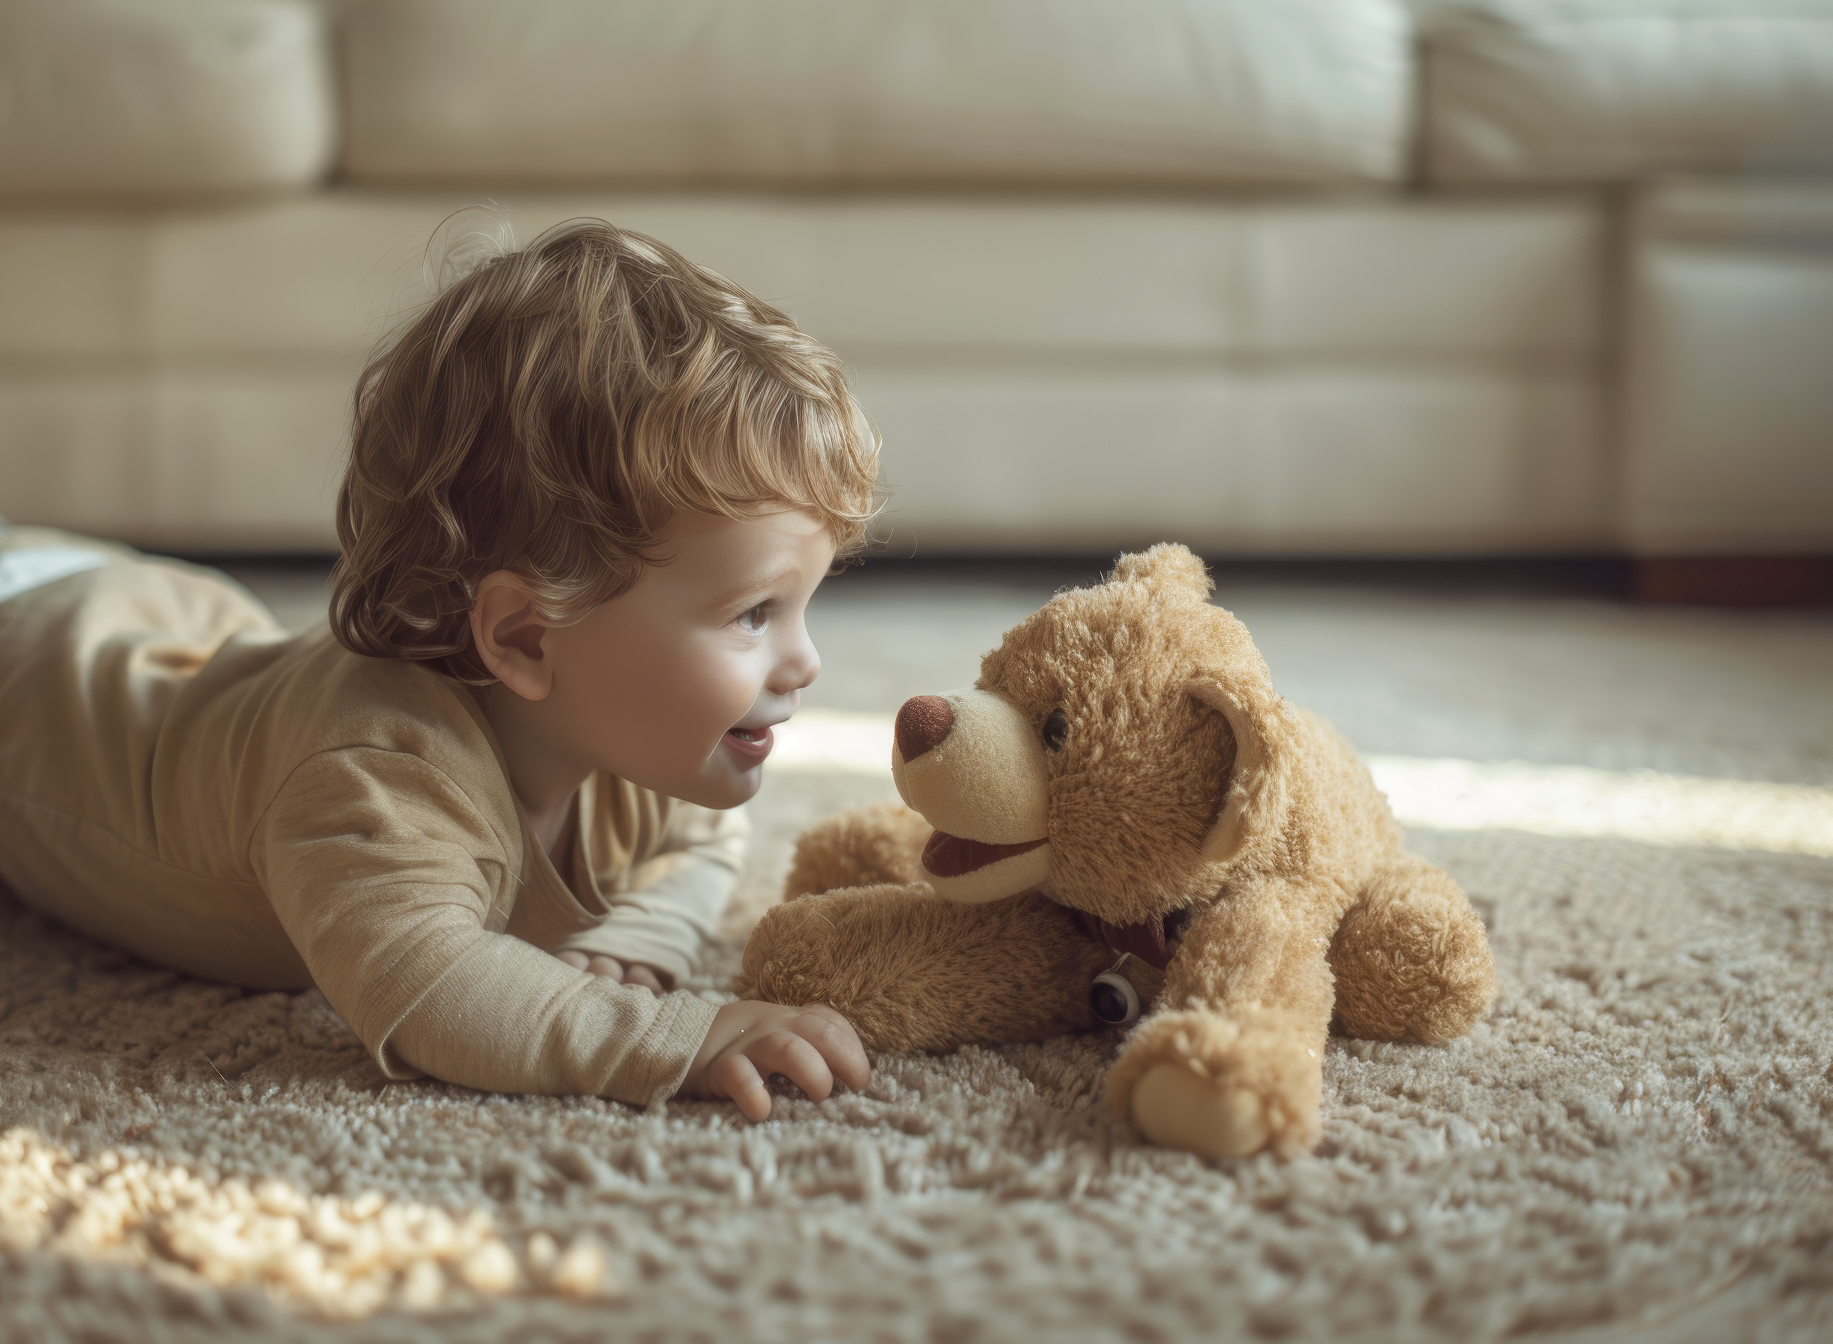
[623,965,666,994]
[585,955,626,981]
[710,1053,772,1122]
[555,950,590,971]
[793,1007,871,1091]
[744,1030,836,1103]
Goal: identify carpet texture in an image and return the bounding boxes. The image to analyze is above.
[3,570,1831,1343]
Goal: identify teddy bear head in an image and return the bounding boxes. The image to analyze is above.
[889,543,1298,933]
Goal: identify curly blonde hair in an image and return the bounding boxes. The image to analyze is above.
[329,217,880,684]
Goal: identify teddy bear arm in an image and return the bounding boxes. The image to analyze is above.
[782,801,933,899]
[739,884,1110,1054]
[1112,881,1336,1160]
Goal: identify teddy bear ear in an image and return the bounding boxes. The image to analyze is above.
[1112,544,1213,601]
[1186,672,1296,868]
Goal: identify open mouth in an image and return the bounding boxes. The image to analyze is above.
[723,724,775,762]
[921,830,1047,878]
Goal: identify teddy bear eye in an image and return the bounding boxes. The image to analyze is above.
[1041,708,1069,751]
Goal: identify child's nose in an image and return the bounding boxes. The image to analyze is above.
[773,629,820,694]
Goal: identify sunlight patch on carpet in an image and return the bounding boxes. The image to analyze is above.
[0,1128,613,1317]
[774,709,1833,857]
[1361,756,1833,857]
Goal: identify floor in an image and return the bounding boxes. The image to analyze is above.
[5,553,1830,1340]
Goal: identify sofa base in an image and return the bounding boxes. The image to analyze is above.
[1635,556,1833,608]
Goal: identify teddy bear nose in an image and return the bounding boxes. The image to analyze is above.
[895,695,956,761]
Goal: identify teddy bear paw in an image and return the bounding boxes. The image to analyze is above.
[1130,1063,1273,1160]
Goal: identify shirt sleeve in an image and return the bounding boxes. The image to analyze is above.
[553,801,748,985]
[249,747,718,1103]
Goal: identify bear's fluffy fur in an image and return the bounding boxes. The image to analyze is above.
[740,545,1495,1159]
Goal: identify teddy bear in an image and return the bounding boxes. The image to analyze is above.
[739,544,1495,1159]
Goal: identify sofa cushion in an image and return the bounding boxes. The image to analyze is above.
[0,0,335,203]
[0,191,1608,553]
[0,193,1602,361]
[1424,1,1833,184]
[0,363,1606,554]
[1622,179,1833,553]
[342,0,1413,188]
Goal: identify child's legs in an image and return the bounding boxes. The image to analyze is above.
[0,525,281,642]
[0,528,288,962]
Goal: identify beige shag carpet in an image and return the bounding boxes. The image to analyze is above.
[3,567,1831,1343]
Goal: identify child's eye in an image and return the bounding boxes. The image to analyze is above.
[735,602,772,633]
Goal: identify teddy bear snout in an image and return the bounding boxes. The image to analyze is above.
[895,695,956,761]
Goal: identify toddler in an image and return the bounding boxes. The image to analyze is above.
[0,220,877,1119]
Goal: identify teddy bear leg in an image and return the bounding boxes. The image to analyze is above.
[781,801,934,899]
[1108,887,1335,1160]
[1329,854,1496,1045]
[738,884,1113,1053]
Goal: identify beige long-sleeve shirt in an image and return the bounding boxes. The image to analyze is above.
[0,527,736,1104]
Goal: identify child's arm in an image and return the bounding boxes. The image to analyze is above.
[551,799,748,988]
[253,751,865,1114]
[252,749,722,1103]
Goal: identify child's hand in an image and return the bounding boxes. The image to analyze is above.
[679,1001,870,1121]
[554,950,671,994]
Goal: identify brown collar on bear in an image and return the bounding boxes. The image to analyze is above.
[1072,908,1191,972]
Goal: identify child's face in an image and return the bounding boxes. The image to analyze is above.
[537,508,836,809]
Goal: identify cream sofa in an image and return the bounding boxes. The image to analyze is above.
[0,0,1828,558]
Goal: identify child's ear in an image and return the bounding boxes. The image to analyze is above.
[470,572,554,700]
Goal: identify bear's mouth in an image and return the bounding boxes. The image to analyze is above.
[921,830,1047,878]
